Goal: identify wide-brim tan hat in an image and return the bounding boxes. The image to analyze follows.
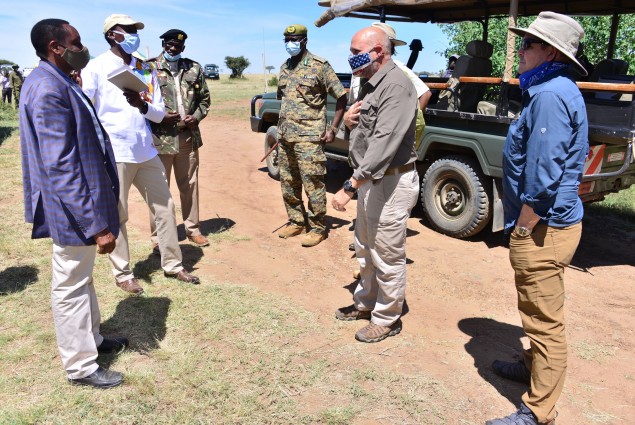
[510,11,586,76]
[372,22,407,46]
[103,14,145,34]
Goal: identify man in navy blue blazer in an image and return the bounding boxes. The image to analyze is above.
[20,18,128,389]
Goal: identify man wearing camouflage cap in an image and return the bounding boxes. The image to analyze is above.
[276,24,347,247]
[148,29,211,249]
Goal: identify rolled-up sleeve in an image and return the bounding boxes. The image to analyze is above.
[520,91,571,217]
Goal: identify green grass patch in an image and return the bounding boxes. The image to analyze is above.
[586,185,635,224]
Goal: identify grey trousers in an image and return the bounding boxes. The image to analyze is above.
[353,168,419,327]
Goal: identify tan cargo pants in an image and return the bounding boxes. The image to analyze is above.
[510,222,582,423]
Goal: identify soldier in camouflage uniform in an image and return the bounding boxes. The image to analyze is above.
[277,24,347,247]
[148,29,211,248]
[9,65,23,109]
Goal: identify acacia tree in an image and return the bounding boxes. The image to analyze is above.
[225,56,250,79]
[439,14,635,77]
[265,65,275,74]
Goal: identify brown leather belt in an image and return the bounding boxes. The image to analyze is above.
[384,163,415,176]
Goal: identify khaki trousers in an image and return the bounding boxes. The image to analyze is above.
[353,169,419,327]
[150,131,201,242]
[109,156,183,282]
[510,222,582,423]
[51,243,103,379]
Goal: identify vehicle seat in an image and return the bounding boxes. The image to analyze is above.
[433,40,494,112]
[589,59,629,82]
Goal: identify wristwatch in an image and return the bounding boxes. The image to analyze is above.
[513,225,532,237]
[343,179,356,193]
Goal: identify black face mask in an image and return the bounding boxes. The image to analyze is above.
[60,45,91,71]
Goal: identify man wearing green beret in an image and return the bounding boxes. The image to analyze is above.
[276,24,347,247]
[148,29,211,249]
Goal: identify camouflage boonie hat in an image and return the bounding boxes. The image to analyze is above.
[284,24,307,36]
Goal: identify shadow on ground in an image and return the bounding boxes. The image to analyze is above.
[0,265,39,295]
[458,317,528,405]
[0,126,16,147]
[98,296,171,368]
[133,244,204,282]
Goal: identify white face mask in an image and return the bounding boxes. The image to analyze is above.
[112,30,141,54]
[285,41,302,57]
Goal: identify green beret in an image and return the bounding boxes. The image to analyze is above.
[283,24,307,36]
[160,29,188,42]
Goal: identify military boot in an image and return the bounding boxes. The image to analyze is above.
[301,232,325,247]
[278,223,304,239]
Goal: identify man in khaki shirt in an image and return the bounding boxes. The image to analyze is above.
[332,26,419,343]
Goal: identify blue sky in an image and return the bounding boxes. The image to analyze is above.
[3,0,450,74]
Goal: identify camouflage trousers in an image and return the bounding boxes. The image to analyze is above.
[278,140,327,234]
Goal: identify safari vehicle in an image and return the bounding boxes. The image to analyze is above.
[251,0,635,238]
[204,64,220,80]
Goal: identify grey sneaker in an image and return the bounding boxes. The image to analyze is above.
[486,403,553,425]
[355,319,402,343]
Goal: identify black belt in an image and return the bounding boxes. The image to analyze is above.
[384,163,414,176]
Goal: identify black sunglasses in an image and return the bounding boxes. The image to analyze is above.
[520,38,547,50]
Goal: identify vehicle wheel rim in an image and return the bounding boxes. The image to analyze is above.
[434,178,466,218]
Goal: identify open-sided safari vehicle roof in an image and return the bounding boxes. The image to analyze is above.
[316,0,635,26]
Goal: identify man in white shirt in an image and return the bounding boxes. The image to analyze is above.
[1,69,12,104]
[82,14,200,294]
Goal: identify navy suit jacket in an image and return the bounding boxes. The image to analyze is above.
[20,61,119,246]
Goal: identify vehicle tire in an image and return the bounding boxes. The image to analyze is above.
[264,126,281,180]
[421,155,491,238]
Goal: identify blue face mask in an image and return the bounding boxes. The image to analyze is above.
[285,41,302,57]
[348,51,372,75]
[163,51,181,62]
[113,31,140,54]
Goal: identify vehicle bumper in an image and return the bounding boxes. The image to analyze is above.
[250,116,263,133]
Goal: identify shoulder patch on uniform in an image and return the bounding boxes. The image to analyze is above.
[312,55,327,63]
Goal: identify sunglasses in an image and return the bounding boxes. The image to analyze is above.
[519,38,547,50]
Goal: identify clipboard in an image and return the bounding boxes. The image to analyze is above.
[107,68,148,93]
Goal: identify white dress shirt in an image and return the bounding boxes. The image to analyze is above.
[82,50,165,164]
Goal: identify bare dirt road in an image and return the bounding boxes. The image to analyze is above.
[125,110,635,424]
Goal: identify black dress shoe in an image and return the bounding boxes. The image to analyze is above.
[492,359,531,384]
[98,336,129,354]
[68,366,123,389]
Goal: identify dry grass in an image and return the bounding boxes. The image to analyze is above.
[2,82,635,424]
[0,107,456,424]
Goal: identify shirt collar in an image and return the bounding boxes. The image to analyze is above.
[365,59,397,89]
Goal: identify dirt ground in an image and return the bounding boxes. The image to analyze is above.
[124,111,635,424]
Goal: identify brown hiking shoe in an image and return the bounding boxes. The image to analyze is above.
[278,224,304,239]
[116,278,144,295]
[301,232,324,247]
[188,234,209,247]
[335,304,371,321]
[355,319,402,343]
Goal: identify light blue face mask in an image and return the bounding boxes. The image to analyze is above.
[163,51,181,62]
[285,41,302,57]
[112,30,141,54]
